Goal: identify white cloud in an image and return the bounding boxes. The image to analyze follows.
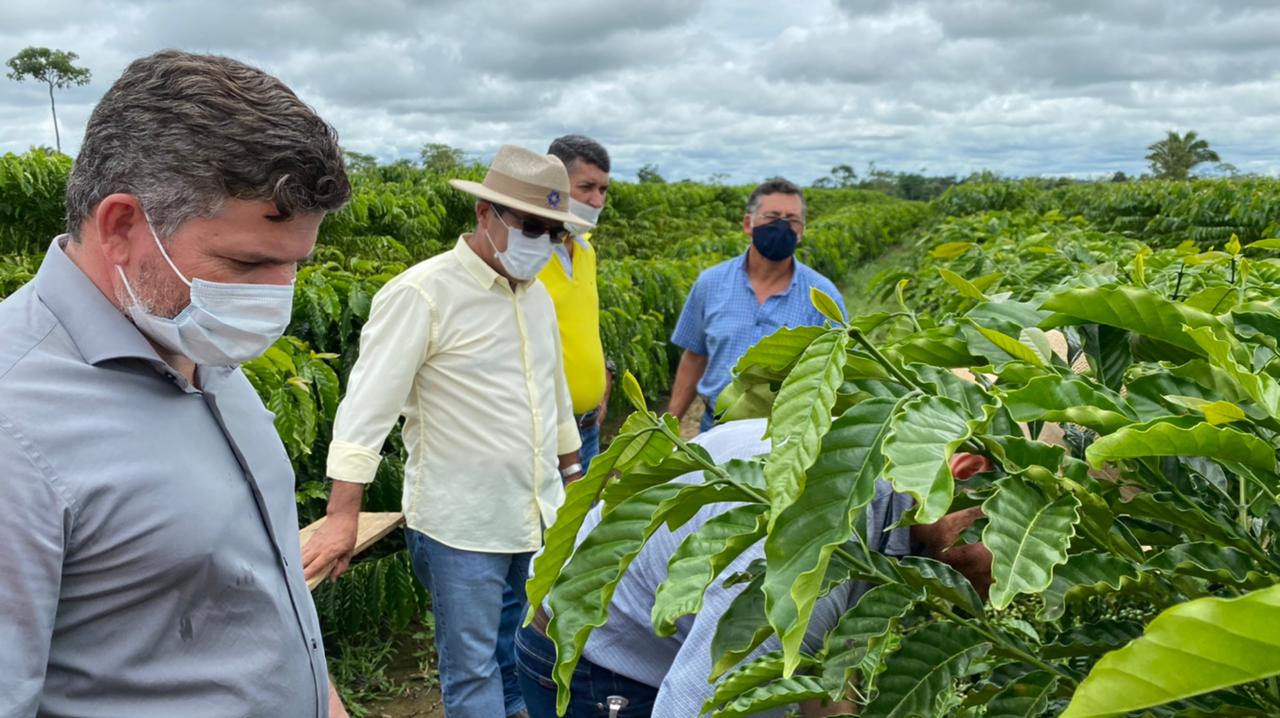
[2,0,1278,183]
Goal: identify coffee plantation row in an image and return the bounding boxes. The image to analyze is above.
[5,147,1280,715]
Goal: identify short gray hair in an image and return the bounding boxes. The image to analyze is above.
[66,49,350,240]
[547,134,611,174]
[746,177,806,219]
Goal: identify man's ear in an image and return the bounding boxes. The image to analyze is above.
[742,213,753,237]
[93,194,149,267]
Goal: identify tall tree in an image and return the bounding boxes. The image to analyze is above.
[636,163,665,184]
[6,47,92,153]
[419,143,468,174]
[1145,130,1220,180]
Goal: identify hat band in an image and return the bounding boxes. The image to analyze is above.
[483,169,566,212]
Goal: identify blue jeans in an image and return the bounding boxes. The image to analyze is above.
[578,420,600,475]
[405,529,532,718]
[515,624,657,717]
[699,399,716,434]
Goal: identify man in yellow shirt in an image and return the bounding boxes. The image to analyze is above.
[304,146,592,718]
[540,135,613,472]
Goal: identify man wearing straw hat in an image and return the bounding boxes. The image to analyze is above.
[304,146,592,717]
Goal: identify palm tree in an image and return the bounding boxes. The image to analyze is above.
[1145,131,1221,180]
[6,47,92,153]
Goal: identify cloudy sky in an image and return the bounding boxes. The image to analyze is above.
[3,0,1279,184]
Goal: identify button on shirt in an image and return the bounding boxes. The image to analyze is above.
[0,238,328,718]
[326,237,580,553]
[671,252,846,410]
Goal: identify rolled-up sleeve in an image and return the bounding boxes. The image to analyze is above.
[0,416,71,718]
[326,281,435,484]
[671,275,708,355]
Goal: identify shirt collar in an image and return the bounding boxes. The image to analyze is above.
[34,235,166,367]
[737,249,800,296]
[452,235,528,293]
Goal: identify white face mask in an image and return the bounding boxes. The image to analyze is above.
[485,209,554,281]
[566,198,602,239]
[116,218,295,366]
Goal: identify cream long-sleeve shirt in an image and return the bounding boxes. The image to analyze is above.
[326,237,580,553]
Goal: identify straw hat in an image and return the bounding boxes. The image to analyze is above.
[449,145,596,228]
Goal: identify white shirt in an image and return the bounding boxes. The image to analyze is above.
[326,237,580,552]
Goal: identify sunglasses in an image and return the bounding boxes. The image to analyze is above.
[491,203,569,244]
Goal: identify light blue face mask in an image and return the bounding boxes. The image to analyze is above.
[115,218,295,366]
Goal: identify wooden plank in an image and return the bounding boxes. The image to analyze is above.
[300,511,405,590]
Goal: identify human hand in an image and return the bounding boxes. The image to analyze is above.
[302,513,358,583]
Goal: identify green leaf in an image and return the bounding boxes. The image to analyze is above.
[1063,584,1280,718]
[863,623,991,718]
[1001,374,1134,434]
[525,413,674,618]
[886,327,983,368]
[763,330,849,519]
[810,287,846,324]
[982,477,1081,610]
[930,241,975,259]
[1183,285,1236,314]
[882,395,975,524]
[651,504,769,636]
[716,379,776,422]
[939,267,989,301]
[1042,620,1145,659]
[763,397,902,675]
[820,583,921,691]
[1041,551,1140,622]
[1184,324,1280,420]
[620,370,647,413]
[983,671,1058,718]
[871,554,987,618]
[732,325,827,377]
[972,324,1045,367]
[1078,323,1131,392]
[1086,418,1275,474]
[1144,542,1272,590]
[711,674,830,718]
[710,568,773,679]
[1041,285,1222,355]
[1120,491,1245,549]
[703,650,788,713]
[546,479,755,713]
[1245,238,1280,251]
[1163,396,1248,426]
[599,445,713,511]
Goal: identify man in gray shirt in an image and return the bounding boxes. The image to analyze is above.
[517,419,992,717]
[0,51,350,717]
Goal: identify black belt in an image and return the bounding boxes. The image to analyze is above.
[577,409,599,428]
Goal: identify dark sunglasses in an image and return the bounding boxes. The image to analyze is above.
[491,203,569,244]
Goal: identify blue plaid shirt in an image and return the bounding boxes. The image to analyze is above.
[671,252,846,411]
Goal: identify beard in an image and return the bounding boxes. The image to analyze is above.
[114,250,189,319]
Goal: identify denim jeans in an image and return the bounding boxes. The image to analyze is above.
[515,624,657,717]
[405,529,532,718]
[699,401,716,434]
[578,420,600,475]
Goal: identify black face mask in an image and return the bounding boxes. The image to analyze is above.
[751,219,799,261]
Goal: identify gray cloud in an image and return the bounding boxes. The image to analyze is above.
[2,0,1279,183]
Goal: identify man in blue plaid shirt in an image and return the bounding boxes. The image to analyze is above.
[668,178,845,432]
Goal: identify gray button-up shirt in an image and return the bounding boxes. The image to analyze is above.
[0,238,328,717]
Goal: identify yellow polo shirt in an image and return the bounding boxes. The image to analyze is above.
[539,235,607,414]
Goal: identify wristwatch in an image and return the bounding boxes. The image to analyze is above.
[560,463,583,479]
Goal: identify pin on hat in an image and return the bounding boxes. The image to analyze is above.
[449,145,596,229]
